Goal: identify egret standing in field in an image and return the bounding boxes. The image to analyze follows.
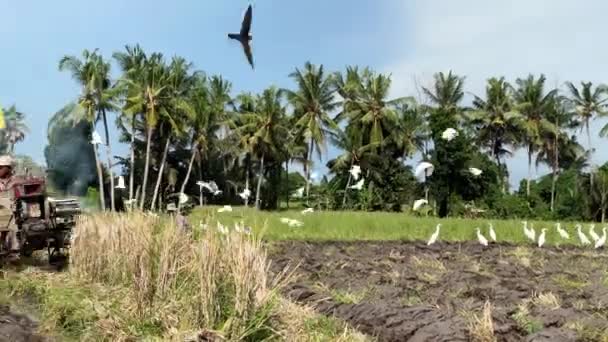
[523,222,536,242]
[595,227,607,249]
[413,199,428,211]
[488,223,497,242]
[589,224,600,242]
[301,208,314,214]
[556,223,570,240]
[427,224,441,246]
[476,228,488,246]
[577,225,591,246]
[537,228,547,248]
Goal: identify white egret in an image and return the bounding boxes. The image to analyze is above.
[556,223,569,240]
[197,181,222,196]
[427,224,441,246]
[476,228,488,246]
[538,228,547,248]
[415,162,435,178]
[288,219,304,228]
[589,225,599,242]
[238,188,251,201]
[91,131,103,145]
[488,223,496,242]
[349,179,365,190]
[577,225,591,246]
[595,227,607,249]
[294,187,305,198]
[349,165,362,181]
[469,168,483,177]
[301,208,314,214]
[413,199,428,211]
[217,205,233,213]
[441,128,458,141]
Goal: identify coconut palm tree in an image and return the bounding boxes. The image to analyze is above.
[389,102,427,160]
[58,49,108,210]
[343,68,415,150]
[121,52,171,209]
[151,57,197,211]
[468,77,524,191]
[513,74,557,197]
[1,105,29,154]
[238,87,288,209]
[567,82,608,161]
[285,62,338,205]
[536,96,575,211]
[327,128,380,208]
[113,44,147,203]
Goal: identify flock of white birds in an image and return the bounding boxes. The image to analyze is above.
[426,221,608,249]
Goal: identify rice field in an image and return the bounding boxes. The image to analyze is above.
[190,206,596,247]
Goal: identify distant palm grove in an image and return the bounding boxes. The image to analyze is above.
[28,45,608,221]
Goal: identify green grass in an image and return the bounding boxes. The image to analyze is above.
[190,206,594,246]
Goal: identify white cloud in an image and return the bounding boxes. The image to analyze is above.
[386,0,608,190]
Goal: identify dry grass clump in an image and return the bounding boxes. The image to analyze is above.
[468,301,496,342]
[70,212,293,341]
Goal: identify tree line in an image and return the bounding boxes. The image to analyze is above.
[45,45,608,221]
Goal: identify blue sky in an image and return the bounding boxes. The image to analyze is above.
[2,0,608,190]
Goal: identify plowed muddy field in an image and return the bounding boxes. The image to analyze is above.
[270,241,608,341]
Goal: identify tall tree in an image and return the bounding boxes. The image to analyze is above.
[0,105,29,154]
[567,81,608,187]
[285,62,337,205]
[469,77,524,191]
[152,57,196,211]
[513,74,557,196]
[423,71,469,217]
[343,68,414,150]
[58,49,108,210]
[121,53,171,209]
[238,87,288,209]
[536,96,575,211]
[113,44,147,203]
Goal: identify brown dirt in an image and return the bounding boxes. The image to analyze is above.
[270,241,608,342]
[0,305,46,342]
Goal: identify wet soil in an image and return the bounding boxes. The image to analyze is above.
[0,305,46,342]
[270,241,608,341]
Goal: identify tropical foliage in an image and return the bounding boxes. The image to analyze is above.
[2,45,596,222]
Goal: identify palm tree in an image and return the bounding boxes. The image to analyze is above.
[177,75,223,213]
[513,74,557,196]
[113,44,147,203]
[58,49,107,210]
[422,71,466,217]
[151,57,196,211]
[207,76,233,194]
[285,62,337,205]
[536,96,574,211]
[60,50,118,210]
[389,102,427,160]
[328,129,380,208]
[567,81,608,187]
[121,53,171,209]
[1,105,29,154]
[469,77,524,191]
[345,68,415,150]
[238,87,288,209]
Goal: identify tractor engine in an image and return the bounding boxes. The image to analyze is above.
[11,175,81,261]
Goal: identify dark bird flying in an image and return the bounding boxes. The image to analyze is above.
[228,4,254,69]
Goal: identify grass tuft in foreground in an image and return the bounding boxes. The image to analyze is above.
[1,212,365,341]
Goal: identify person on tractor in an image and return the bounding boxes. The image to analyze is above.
[0,155,20,261]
